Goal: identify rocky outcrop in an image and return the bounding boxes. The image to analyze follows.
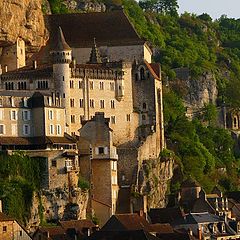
[173,68,218,118]
[131,155,174,209]
[26,187,88,233]
[63,0,106,12]
[0,0,47,48]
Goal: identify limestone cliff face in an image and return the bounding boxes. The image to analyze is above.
[0,0,47,48]
[134,157,174,208]
[173,68,218,116]
[27,188,88,233]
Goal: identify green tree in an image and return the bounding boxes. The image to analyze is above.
[139,0,179,16]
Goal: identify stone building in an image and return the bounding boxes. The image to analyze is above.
[78,112,119,225]
[0,10,165,219]
[0,201,32,240]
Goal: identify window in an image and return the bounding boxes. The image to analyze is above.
[2,226,7,232]
[99,81,104,90]
[79,81,83,89]
[0,125,5,135]
[99,147,104,154]
[56,125,61,135]
[111,116,116,124]
[143,102,147,110]
[23,124,30,135]
[11,110,17,120]
[70,99,75,107]
[140,67,145,80]
[110,100,115,109]
[50,124,54,135]
[52,160,57,167]
[48,110,53,120]
[0,99,3,107]
[110,82,115,91]
[80,115,84,122]
[23,97,28,107]
[90,99,94,108]
[142,115,146,121]
[12,124,17,135]
[19,230,22,236]
[90,81,94,90]
[79,99,84,108]
[70,80,74,88]
[71,115,75,123]
[234,116,238,128]
[100,100,105,109]
[10,97,15,107]
[126,114,131,122]
[23,110,31,121]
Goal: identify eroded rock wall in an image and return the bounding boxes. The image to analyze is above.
[27,188,88,233]
[0,0,47,46]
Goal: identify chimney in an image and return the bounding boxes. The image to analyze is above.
[0,200,2,212]
[4,65,7,73]
[33,60,37,69]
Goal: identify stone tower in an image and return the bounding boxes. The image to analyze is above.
[51,26,72,130]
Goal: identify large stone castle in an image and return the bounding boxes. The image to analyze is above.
[0,10,165,225]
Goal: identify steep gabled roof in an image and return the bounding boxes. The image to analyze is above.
[46,10,145,48]
[102,213,152,232]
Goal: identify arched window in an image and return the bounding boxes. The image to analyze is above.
[11,82,14,90]
[140,67,145,80]
[5,82,8,90]
[142,114,146,121]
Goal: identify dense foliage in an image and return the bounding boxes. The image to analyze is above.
[0,152,45,224]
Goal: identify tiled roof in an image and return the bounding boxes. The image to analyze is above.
[1,64,53,79]
[88,229,160,240]
[53,26,71,51]
[144,61,161,80]
[37,226,71,240]
[59,219,96,230]
[0,136,76,146]
[150,223,173,234]
[149,207,184,224]
[0,212,14,221]
[46,10,145,49]
[183,212,223,224]
[102,213,153,232]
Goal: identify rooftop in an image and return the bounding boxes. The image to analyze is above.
[46,10,145,49]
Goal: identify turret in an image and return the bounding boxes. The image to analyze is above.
[88,38,102,64]
[51,26,72,130]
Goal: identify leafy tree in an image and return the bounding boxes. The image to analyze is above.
[139,0,179,16]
